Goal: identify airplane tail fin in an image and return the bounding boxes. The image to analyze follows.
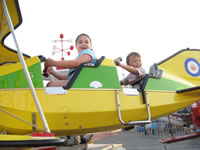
[146,49,200,91]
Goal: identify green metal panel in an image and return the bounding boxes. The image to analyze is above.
[72,65,121,89]
[0,63,44,88]
[145,77,190,91]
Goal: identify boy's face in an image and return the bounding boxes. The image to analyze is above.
[128,55,142,68]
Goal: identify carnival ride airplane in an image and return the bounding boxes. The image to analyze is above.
[1,0,200,148]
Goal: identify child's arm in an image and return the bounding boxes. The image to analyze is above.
[49,68,68,80]
[114,59,139,75]
[119,64,139,75]
[43,67,68,80]
[44,54,92,69]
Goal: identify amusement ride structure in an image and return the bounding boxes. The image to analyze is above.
[52,33,74,70]
[0,0,200,149]
[52,34,74,60]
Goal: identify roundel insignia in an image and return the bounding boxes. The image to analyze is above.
[185,58,200,77]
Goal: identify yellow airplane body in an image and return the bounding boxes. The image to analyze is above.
[0,0,200,140]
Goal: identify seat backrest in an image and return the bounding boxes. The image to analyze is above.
[64,56,105,89]
[139,74,149,104]
[64,56,121,89]
[131,77,145,88]
[130,74,149,104]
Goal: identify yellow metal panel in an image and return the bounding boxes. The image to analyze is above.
[162,72,195,87]
[0,134,31,140]
[0,88,199,135]
[0,56,40,76]
[159,51,200,86]
[101,59,115,67]
[0,0,29,63]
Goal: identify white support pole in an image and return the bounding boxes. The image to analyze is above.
[2,0,50,133]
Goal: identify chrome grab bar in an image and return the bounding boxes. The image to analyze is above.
[116,90,151,125]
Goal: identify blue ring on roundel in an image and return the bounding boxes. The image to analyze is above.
[185,58,200,77]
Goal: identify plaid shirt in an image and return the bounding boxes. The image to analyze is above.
[121,67,146,85]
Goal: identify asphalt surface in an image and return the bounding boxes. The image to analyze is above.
[93,127,200,150]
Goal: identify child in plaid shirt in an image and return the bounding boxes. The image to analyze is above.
[114,52,145,86]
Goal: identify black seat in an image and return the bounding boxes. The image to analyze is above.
[131,77,145,88]
[131,74,149,104]
[140,74,149,104]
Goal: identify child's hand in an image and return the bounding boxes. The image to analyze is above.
[43,67,55,77]
[47,67,55,75]
[114,59,120,66]
[43,66,49,77]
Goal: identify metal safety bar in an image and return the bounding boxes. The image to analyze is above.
[2,0,50,132]
[116,90,151,125]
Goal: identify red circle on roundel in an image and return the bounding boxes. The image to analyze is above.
[60,34,64,39]
[67,51,70,56]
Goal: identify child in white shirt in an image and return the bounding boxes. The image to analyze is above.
[114,52,145,86]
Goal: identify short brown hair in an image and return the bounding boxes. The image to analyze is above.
[126,52,141,65]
